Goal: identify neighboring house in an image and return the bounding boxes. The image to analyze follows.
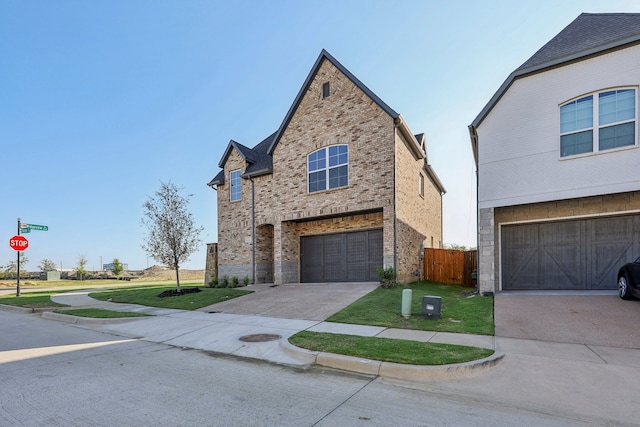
[208,49,445,285]
[469,13,640,294]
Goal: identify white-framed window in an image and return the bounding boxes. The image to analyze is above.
[560,88,637,157]
[418,172,425,198]
[308,145,348,193]
[230,170,242,201]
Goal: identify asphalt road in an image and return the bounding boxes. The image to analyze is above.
[0,310,602,427]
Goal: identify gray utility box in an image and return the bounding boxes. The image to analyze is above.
[40,271,61,281]
[421,296,442,320]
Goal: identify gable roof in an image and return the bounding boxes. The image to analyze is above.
[470,13,640,132]
[267,49,399,155]
[209,49,429,187]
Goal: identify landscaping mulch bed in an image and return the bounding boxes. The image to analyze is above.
[157,287,202,298]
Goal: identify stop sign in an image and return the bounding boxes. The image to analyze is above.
[9,235,28,251]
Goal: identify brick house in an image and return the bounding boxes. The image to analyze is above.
[469,14,640,294]
[208,50,445,285]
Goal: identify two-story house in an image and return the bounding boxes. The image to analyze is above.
[469,13,640,294]
[208,50,445,285]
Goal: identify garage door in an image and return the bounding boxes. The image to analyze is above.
[300,229,383,282]
[501,214,640,290]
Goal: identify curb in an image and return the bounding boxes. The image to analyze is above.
[280,338,505,381]
[41,311,145,325]
[0,304,35,314]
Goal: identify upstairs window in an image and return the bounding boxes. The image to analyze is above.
[308,145,348,193]
[322,82,330,99]
[230,170,242,201]
[560,88,636,157]
[418,173,425,198]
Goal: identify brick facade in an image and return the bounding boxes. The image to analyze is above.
[212,51,444,285]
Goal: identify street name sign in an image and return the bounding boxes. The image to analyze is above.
[22,224,48,231]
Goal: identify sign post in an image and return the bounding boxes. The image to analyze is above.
[10,219,47,297]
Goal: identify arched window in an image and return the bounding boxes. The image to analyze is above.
[560,88,636,157]
[308,145,348,193]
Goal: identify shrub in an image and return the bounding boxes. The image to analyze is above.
[377,266,397,289]
[242,275,249,286]
[232,276,239,287]
[221,275,229,288]
[208,277,218,288]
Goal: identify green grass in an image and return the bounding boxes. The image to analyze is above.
[54,308,151,318]
[289,331,493,365]
[89,285,252,310]
[327,281,494,335]
[0,291,68,308]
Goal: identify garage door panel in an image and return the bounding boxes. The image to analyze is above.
[502,225,539,289]
[502,214,640,291]
[541,245,582,289]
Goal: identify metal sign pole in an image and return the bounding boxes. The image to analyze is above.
[16,218,21,297]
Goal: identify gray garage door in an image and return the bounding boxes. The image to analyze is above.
[501,214,640,290]
[300,229,383,282]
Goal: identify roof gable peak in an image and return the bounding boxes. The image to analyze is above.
[267,49,399,155]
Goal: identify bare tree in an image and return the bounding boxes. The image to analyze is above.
[39,259,57,272]
[141,181,203,292]
[76,255,87,281]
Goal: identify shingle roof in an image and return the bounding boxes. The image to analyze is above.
[208,49,433,189]
[470,13,640,130]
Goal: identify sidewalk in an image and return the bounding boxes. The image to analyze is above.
[41,290,501,381]
[21,289,640,383]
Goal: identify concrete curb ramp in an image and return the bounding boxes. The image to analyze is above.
[280,339,504,381]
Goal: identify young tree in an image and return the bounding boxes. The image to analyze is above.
[141,181,203,292]
[76,255,87,281]
[39,259,57,272]
[112,258,123,280]
[6,256,29,278]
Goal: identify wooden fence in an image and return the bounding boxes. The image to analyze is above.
[423,248,477,287]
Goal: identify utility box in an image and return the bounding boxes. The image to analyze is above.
[421,296,441,320]
[39,271,61,281]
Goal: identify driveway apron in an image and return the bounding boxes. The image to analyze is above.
[495,292,640,348]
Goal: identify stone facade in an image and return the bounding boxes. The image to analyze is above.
[211,51,444,285]
[203,243,218,286]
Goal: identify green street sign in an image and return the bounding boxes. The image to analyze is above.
[20,228,31,233]
[23,224,48,231]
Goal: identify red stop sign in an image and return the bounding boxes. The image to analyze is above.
[9,235,29,251]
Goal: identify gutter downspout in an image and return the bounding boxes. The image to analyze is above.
[468,125,481,294]
[250,177,256,285]
[392,123,399,278]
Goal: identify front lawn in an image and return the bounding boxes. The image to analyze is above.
[0,291,68,308]
[290,331,493,365]
[326,281,494,335]
[89,285,252,310]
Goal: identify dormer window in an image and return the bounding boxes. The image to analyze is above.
[308,145,348,193]
[322,82,330,99]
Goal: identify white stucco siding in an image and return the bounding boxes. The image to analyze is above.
[478,45,640,209]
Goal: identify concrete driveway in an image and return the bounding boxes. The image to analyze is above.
[201,282,380,321]
[495,291,640,349]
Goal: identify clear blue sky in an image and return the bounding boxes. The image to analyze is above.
[2,0,639,272]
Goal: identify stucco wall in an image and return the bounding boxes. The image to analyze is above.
[477,45,640,210]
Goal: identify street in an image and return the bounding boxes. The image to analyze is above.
[0,310,626,426]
